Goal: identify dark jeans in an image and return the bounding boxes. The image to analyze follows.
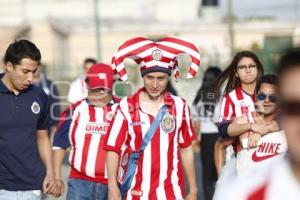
[67,178,108,200]
[201,133,219,200]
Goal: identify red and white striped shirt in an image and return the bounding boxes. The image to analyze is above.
[219,87,256,166]
[53,99,118,183]
[219,87,256,123]
[104,88,195,200]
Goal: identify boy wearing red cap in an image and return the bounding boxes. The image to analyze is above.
[105,37,200,200]
[52,63,119,199]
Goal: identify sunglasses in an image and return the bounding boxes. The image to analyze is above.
[257,92,278,103]
[280,100,300,116]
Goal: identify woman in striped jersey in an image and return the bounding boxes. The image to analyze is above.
[214,51,266,176]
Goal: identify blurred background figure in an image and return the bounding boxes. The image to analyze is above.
[33,63,61,137]
[67,58,97,104]
[191,66,222,200]
[166,80,178,96]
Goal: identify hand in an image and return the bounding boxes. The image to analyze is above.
[108,182,122,200]
[185,190,197,200]
[52,179,64,197]
[250,123,268,136]
[247,132,261,149]
[43,172,57,194]
[233,115,248,124]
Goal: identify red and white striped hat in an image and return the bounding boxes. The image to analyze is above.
[111,36,201,81]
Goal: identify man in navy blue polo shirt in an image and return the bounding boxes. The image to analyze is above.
[0,40,56,199]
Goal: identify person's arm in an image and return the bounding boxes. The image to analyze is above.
[104,105,128,200]
[107,151,122,200]
[227,122,252,137]
[192,120,201,152]
[180,145,197,200]
[52,149,66,197]
[37,130,56,194]
[247,119,281,149]
[214,137,235,176]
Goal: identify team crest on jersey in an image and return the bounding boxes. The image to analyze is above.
[152,49,162,61]
[106,111,114,121]
[31,101,40,114]
[161,112,175,134]
[121,152,129,166]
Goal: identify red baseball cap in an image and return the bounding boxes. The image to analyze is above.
[86,63,114,90]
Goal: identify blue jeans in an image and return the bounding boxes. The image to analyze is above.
[0,189,41,200]
[67,178,108,200]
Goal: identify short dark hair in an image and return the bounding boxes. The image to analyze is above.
[278,47,300,77]
[4,40,41,65]
[84,58,97,65]
[256,74,278,92]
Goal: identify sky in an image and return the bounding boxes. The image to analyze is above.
[220,0,300,21]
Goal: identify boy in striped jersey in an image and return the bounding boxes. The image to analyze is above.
[52,63,119,199]
[104,37,200,200]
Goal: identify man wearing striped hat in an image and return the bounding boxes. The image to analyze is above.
[104,37,200,200]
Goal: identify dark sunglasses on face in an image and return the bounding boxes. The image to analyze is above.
[280,100,300,116]
[257,92,278,103]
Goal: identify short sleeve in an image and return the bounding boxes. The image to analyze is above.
[104,106,129,154]
[219,94,235,122]
[37,91,51,130]
[53,106,73,149]
[178,103,196,148]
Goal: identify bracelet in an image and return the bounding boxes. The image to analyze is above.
[55,178,64,185]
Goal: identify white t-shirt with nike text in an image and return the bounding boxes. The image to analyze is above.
[237,130,287,175]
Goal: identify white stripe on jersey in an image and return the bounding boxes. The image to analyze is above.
[229,89,255,122]
[61,100,118,181]
[72,102,89,172]
[105,89,195,199]
[106,109,124,147]
[156,124,169,200]
[85,107,104,177]
[85,134,100,177]
[141,113,151,197]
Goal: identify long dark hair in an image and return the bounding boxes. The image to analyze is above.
[193,66,222,105]
[215,51,264,100]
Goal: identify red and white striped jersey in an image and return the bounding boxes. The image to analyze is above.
[53,99,118,183]
[104,88,195,200]
[214,157,300,200]
[219,87,256,163]
[219,87,256,123]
